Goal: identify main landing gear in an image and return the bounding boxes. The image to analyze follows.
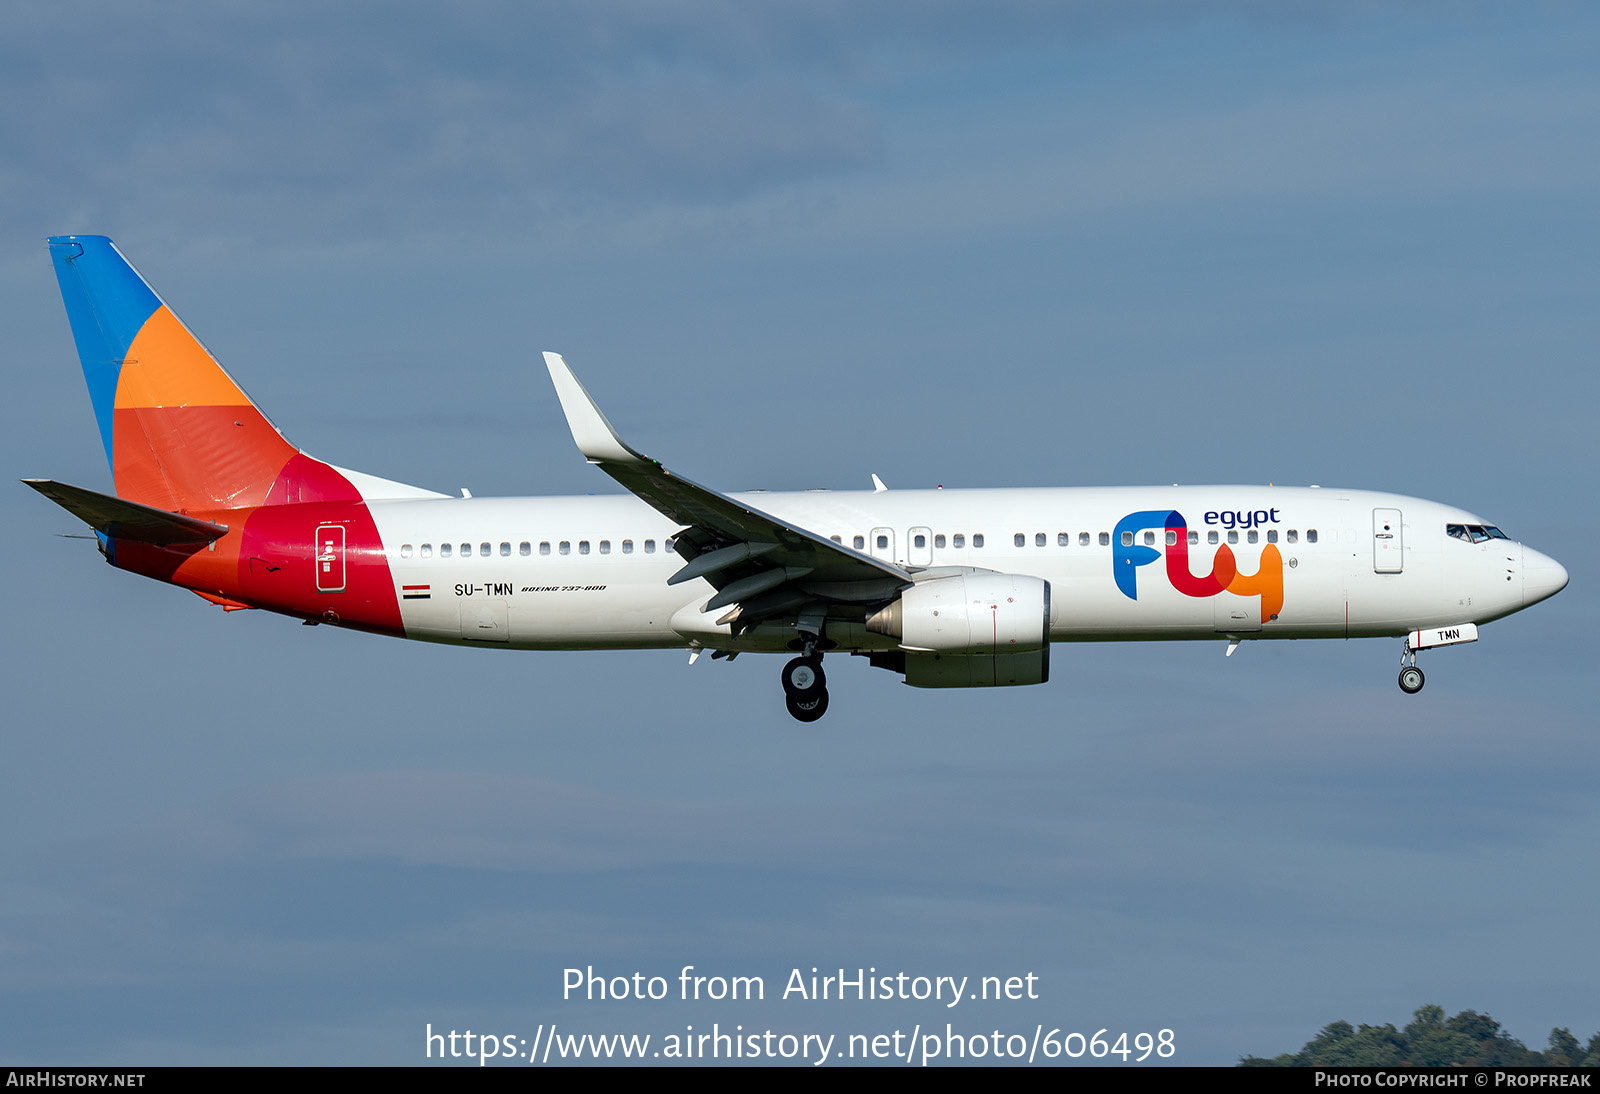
[781,637,829,722]
[1398,642,1425,694]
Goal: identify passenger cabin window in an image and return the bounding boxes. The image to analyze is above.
[1122,531,1134,547]
[1143,531,1156,546]
[1015,533,1025,548]
[479,542,491,557]
[1287,530,1298,544]
[1227,531,1238,544]
[1035,533,1046,547]
[600,540,611,554]
[1247,530,1258,544]
[954,534,965,548]
[935,534,946,548]
[830,535,841,544]
[1208,530,1218,545]
[440,543,453,558]
[973,534,985,548]
[540,541,551,555]
[1266,530,1278,544]
[1187,531,1198,545]
[1166,531,1177,546]
[500,542,511,556]
[560,541,571,555]
[876,534,889,550]
[644,539,656,553]
[914,533,927,548]
[421,544,433,558]
[665,537,675,552]
[401,544,413,558]
[1099,532,1109,546]
[623,540,634,554]
[1058,533,1069,546]
[519,541,531,556]
[853,535,865,550]
[460,543,471,557]
[1307,529,1318,544]
[1080,532,1090,546]
[579,540,590,555]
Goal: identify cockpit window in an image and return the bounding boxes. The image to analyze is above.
[1448,523,1509,544]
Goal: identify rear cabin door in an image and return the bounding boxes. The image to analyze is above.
[315,525,346,593]
[1373,508,1403,573]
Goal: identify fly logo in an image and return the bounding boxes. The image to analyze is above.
[1112,510,1284,623]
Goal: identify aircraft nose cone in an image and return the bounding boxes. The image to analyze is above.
[1523,546,1569,607]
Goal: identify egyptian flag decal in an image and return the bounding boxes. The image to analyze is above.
[402,584,431,600]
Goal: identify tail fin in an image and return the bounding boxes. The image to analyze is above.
[48,235,344,512]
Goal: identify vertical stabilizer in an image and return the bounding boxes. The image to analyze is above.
[48,235,359,511]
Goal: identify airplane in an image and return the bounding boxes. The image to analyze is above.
[28,235,1570,722]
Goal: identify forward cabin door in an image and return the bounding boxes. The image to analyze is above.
[1373,508,1403,573]
[315,525,346,593]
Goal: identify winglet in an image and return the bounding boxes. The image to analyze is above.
[542,352,646,465]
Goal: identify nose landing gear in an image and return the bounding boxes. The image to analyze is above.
[1398,642,1425,694]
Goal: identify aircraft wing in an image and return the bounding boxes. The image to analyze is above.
[23,478,229,544]
[543,352,911,630]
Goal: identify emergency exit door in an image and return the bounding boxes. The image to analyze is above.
[870,527,896,564]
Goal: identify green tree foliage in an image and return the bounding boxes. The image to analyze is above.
[1240,1005,1596,1067]
[1546,1028,1584,1067]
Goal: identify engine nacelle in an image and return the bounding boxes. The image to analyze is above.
[867,572,1051,653]
[902,648,1049,688]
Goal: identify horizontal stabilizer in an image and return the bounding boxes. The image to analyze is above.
[23,478,229,544]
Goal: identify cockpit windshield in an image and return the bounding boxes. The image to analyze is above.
[1447,523,1510,543]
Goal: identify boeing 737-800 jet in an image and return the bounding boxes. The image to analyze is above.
[28,236,1569,721]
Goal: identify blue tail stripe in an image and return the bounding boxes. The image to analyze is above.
[47,235,163,471]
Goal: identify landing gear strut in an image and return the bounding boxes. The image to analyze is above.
[782,634,829,722]
[1398,642,1425,694]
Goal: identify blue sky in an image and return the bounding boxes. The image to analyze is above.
[2,2,1595,1065]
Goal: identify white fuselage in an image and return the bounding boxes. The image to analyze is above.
[366,485,1557,652]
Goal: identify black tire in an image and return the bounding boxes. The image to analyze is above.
[781,656,826,697]
[1398,666,1425,694]
[786,688,829,722]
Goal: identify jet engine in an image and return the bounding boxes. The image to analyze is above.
[865,572,1051,688]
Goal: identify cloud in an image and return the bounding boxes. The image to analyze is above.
[4,1,1388,251]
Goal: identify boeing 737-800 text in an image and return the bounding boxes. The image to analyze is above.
[28,236,1569,721]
